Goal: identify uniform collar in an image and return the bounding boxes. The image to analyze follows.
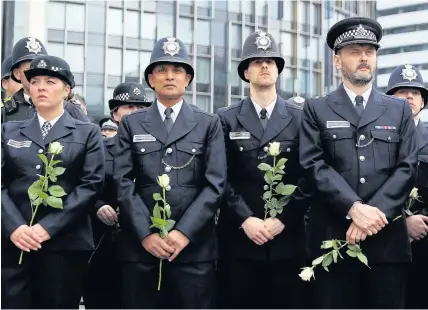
[251,96,277,119]
[157,99,183,121]
[343,84,372,107]
[37,111,64,129]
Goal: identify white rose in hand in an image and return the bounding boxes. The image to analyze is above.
[299,267,315,282]
[268,142,281,156]
[157,174,170,188]
[48,142,64,155]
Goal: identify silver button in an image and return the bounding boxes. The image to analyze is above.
[38,149,43,154]
[286,148,291,152]
[140,148,145,153]
[360,178,366,184]
[359,156,365,161]
[166,185,171,191]
[192,148,196,153]
[263,146,268,152]
[165,166,171,173]
[332,135,337,139]
[166,148,172,154]
[36,165,41,170]
[388,136,391,141]
[360,134,365,141]
[239,147,243,151]
[263,185,269,190]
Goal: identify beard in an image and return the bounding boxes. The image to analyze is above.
[341,62,374,86]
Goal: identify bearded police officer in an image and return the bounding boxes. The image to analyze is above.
[299,17,418,308]
[386,64,428,309]
[114,37,226,309]
[216,30,311,309]
[1,55,22,100]
[1,37,89,123]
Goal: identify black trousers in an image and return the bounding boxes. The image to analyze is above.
[217,258,308,309]
[83,233,121,309]
[406,238,428,309]
[122,260,216,309]
[1,250,90,309]
[313,257,408,309]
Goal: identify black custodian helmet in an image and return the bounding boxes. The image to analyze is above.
[24,55,75,88]
[237,30,284,83]
[1,55,13,81]
[11,37,48,83]
[144,37,194,90]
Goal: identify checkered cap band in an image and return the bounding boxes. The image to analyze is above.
[334,27,377,49]
[114,93,130,101]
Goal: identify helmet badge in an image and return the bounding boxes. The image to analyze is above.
[254,31,272,50]
[162,37,181,56]
[25,37,42,54]
[401,64,418,82]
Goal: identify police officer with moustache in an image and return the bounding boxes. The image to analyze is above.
[1,55,105,309]
[1,55,22,100]
[299,17,418,308]
[216,31,311,309]
[84,82,152,309]
[385,64,428,309]
[1,37,89,123]
[114,37,226,309]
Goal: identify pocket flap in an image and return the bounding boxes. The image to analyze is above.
[133,142,162,154]
[321,129,354,140]
[232,139,260,152]
[176,141,205,155]
[371,130,400,143]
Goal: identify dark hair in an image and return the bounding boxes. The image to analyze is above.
[68,91,86,107]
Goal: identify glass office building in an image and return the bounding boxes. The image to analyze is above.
[3,0,375,121]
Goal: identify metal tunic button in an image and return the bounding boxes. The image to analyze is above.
[360,135,365,141]
[359,156,365,161]
[165,166,171,173]
[36,165,41,169]
[360,178,366,184]
[388,136,391,141]
[332,135,337,139]
[166,185,171,191]
[263,146,268,152]
[141,148,146,153]
[38,149,43,154]
[166,148,172,154]
[239,147,243,151]
[192,148,196,153]
[286,148,291,152]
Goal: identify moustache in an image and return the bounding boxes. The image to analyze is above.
[357,64,371,70]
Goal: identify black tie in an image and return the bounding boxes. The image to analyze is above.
[260,108,268,129]
[355,95,364,116]
[164,108,173,134]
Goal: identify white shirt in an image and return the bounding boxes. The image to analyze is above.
[37,112,64,129]
[24,93,31,104]
[251,96,277,119]
[343,84,372,109]
[415,119,420,126]
[157,100,183,123]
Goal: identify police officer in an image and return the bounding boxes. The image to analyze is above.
[2,37,89,123]
[386,64,428,309]
[216,30,311,309]
[114,37,226,309]
[83,82,151,309]
[1,55,22,100]
[99,118,118,138]
[299,17,418,308]
[1,55,105,309]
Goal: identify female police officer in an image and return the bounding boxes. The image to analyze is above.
[1,55,105,309]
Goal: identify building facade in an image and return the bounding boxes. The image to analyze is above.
[4,0,375,121]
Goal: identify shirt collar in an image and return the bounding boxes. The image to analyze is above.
[251,96,277,119]
[24,93,31,104]
[343,84,372,106]
[415,119,420,126]
[38,112,64,129]
[157,99,183,119]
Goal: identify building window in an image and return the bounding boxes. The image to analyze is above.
[228,0,240,13]
[231,24,242,49]
[125,10,139,38]
[87,46,105,73]
[268,0,280,19]
[48,42,64,58]
[108,48,122,75]
[196,20,211,46]
[48,2,65,30]
[196,58,210,84]
[281,32,294,57]
[311,72,321,97]
[244,26,255,40]
[141,13,156,40]
[157,14,174,39]
[124,50,139,77]
[282,68,294,93]
[88,3,106,33]
[179,17,193,44]
[66,44,84,72]
[86,86,103,106]
[105,87,115,114]
[66,4,85,32]
[107,8,123,36]
[196,95,210,111]
[230,61,241,86]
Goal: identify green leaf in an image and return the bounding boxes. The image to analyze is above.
[33,197,43,207]
[264,171,273,185]
[321,240,334,249]
[165,204,171,218]
[151,217,166,227]
[347,245,361,253]
[46,166,54,176]
[48,185,67,198]
[153,204,161,219]
[28,180,43,200]
[275,184,297,196]
[38,190,49,200]
[38,154,48,166]
[272,174,283,181]
[263,191,272,200]
[276,207,283,214]
[161,227,168,238]
[357,253,369,266]
[46,196,63,209]
[322,253,333,267]
[269,209,277,218]
[257,163,271,172]
[165,219,175,232]
[332,250,338,263]
[153,193,162,201]
[49,175,57,182]
[346,249,358,257]
[278,197,290,207]
[323,266,329,272]
[312,256,324,266]
[50,159,62,166]
[276,158,287,168]
[52,167,65,176]
[405,209,414,216]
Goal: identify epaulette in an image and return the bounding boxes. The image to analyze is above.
[286,96,305,110]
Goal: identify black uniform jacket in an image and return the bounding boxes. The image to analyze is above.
[414,121,428,215]
[216,96,312,261]
[114,101,227,263]
[300,84,418,264]
[1,112,105,260]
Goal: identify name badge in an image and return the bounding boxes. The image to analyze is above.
[375,126,396,130]
[229,132,251,140]
[133,134,156,143]
[7,139,32,148]
[326,121,350,128]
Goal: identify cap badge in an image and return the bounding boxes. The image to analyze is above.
[114,93,130,101]
[255,31,272,50]
[133,87,141,96]
[354,25,367,39]
[25,37,42,54]
[162,37,181,56]
[37,60,47,69]
[401,64,418,82]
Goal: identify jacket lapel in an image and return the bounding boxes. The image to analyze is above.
[417,121,428,150]
[105,135,117,157]
[20,117,45,149]
[236,98,264,141]
[43,112,75,145]
[165,101,198,146]
[327,83,360,128]
[140,102,168,145]
[358,87,387,129]
[260,97,292,147]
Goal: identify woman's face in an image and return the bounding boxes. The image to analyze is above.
[29,76,70,110]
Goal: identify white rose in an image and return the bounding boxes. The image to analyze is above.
[157,174,170,188]
[48,142,64,155]
[410,187,419,199]
[299,267,315,282]
[268,142,281,156]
